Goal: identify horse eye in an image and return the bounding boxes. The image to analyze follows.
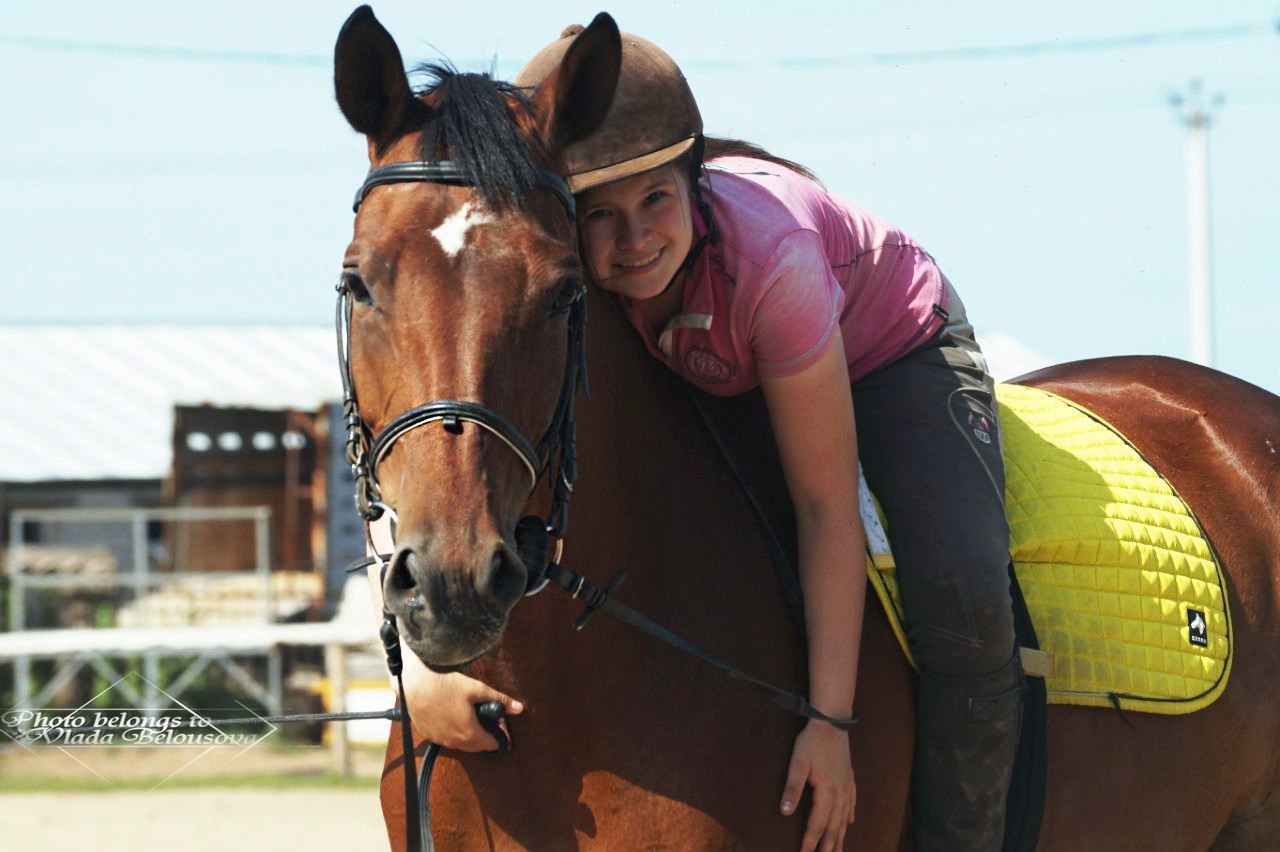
[549,277,584,316]
[341,269,373,306]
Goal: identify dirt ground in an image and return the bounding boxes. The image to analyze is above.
[1,743,394,851]
[8,789,389,851]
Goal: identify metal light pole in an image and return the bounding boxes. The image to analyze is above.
[1169,80,1223,367]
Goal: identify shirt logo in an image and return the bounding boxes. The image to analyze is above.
[683,346,736,385]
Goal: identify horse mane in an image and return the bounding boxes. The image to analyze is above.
[703,136,824,187]
[412,62,546,209]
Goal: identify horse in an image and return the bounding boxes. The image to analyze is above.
[331,8,1280,849]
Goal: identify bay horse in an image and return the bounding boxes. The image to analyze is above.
[332,7,1280,849]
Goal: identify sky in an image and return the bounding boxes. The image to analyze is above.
[2,1,1277,395]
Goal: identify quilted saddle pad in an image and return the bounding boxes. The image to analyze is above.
[862,383,1231,715]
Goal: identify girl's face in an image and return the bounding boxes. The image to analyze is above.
[578,165,693,302]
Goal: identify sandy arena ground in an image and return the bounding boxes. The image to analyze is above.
[1,744,393,851]
[8,789,388,851]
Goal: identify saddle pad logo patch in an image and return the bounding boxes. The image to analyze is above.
[1187,609,1209,647]
[682,346,736,385]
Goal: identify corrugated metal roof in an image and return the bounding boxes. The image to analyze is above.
[1,324,1049,483]
[2,325,340,482]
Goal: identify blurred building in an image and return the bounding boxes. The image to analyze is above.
[0,325,362,624]
[0,321,1050,621]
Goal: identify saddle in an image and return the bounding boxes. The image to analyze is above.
[862,383,1232,715]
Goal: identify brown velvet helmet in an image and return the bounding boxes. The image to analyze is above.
[515,24,702,193]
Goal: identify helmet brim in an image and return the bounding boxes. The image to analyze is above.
[567,136,697,194]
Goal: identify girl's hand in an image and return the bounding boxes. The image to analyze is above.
[399,656,524,752]
[780,720,856,852]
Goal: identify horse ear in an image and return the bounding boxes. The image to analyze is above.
[333,5,422,148]
[532,12,621,150]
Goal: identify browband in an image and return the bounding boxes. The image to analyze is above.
[354,160,576,217]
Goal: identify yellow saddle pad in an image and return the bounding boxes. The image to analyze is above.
[863,383,1231,715]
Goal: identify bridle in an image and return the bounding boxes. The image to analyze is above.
[337,159,586,571]
[337,158,583,852]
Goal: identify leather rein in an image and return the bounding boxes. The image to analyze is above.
[340,159,857,852]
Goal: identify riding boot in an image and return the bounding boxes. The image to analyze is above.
[912,649,1024,852]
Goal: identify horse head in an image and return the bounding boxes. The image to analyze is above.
[333,6,619,669]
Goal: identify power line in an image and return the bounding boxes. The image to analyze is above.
[0,33,328,66]
[1,21,1275,69]
[830,22,1274,66]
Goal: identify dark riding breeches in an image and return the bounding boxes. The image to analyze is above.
[851,289,1023,852]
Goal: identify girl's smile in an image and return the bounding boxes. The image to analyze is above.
[614,246,665,274]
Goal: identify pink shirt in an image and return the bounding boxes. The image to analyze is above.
[620,156,949,396]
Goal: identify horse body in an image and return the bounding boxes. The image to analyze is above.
[383,344,1280,851]
[332,8,1280,849]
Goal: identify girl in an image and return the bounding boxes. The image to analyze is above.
[400,24,1024,852]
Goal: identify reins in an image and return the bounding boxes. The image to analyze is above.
[523,543,858,730]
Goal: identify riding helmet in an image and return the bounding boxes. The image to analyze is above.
[514,24,702,193]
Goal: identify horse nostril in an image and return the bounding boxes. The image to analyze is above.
[387,547,417,593]
[482,545,526,607]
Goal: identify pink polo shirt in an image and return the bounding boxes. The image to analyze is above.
[620,156,949,396]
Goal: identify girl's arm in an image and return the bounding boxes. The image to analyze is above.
[759,331,865,852]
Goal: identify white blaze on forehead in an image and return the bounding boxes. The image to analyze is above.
[430,201,494,258]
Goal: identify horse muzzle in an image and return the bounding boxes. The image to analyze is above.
[383,536,528,669]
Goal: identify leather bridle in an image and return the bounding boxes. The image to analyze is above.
[338,159,585,544]
[339,159,584,852]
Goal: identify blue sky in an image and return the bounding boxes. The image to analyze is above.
[3,2,1277,394]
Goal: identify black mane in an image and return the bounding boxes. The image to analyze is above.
[413,63,543,210]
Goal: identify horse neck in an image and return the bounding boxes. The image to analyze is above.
[477,284,807,697]
[436,286,916,848]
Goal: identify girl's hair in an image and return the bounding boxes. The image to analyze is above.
[674,136,821,248]
[702,136,823,186]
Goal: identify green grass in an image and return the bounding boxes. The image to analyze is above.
[0,771,381,793]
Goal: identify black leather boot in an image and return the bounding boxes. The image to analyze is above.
[911,649,1024,851]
